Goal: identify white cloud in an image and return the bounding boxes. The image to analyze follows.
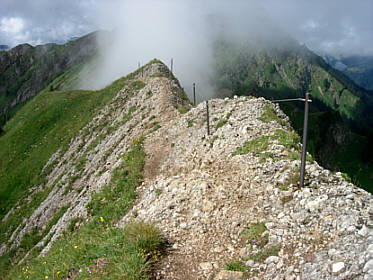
[0,17,25,34]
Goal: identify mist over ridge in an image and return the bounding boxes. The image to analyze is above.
[81,0,304,100]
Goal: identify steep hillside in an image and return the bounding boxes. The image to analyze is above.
[213,41,372,124]
[0,31,100,127]
[0,61,372,279]
[212,41,373,192]
[324,55,373,91]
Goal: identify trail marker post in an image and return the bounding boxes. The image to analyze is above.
[299,92,310,188]
[193,83,196,105]
[272,92,312,188]
[206,100,210,136]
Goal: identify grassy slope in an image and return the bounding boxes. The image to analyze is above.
[6,139,163,280]
[0,60,165,278]
[0,75,130,263]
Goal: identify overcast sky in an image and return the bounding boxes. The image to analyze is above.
[0,0,372,58]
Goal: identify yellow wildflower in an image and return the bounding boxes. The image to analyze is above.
[74,245,78,249]
[56,271,61,276]
[42,261,46,265]
[45,276,48,279]
[100,216,104,222]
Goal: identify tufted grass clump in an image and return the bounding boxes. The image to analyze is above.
[274,129,300,150]
[225,259,247,272]
[234,136,270,156]
[216,119,228,129]
[258,105,287,126]
[247,245,282,262]
[242,223,268,248]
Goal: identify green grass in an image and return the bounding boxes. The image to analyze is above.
[187,119,193,127]
[234,136,270,156]
[274,129,300,150]
[177,105,189,114]
[5,137,163,280]
[8,220,163,280]
[0,69,149,276]
[216,119,228,129]
[87,137,145,223]
[246,245,281,262]
[20,204,70,252]
[225,260,247,272]
[258,105,287,126]
[242,223,268,248]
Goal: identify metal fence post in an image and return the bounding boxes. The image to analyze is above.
[300,92,310,188]
[206,100,210,136]
[193,83,196,105]
[171,58,173,73]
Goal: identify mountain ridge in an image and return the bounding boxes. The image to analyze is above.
[0,61,372,279]
[0,31,101,127]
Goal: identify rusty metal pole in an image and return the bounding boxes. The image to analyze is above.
[300,92,310,188]
[206,100,210,136]
[193,83,196,105]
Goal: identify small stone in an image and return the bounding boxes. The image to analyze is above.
[214,270,243,280]
[358,225,369,237]
[331,261,345,275]
[347,225,356,232]
[245,260,254,267]
[265,256,280,264]
[363,259,373,272]
[200,262,213,271]
[180,223,187,229]
[277,212,285,219]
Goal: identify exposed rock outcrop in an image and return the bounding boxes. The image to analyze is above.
[2,61,372,279]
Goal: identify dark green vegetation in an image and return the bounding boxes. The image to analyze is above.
[0,31,101,127]
[213,40,373,193]
[225,260,247,272]
[5,140,163,280]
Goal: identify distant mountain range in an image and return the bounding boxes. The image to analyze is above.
[0,31,372,192]
[0,45,9,51]
[0,32,100,126]
[212,39,373,191]
[323,54,373,91]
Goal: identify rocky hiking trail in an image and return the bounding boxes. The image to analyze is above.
[124,90,373,280]
[2,61,372,279]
